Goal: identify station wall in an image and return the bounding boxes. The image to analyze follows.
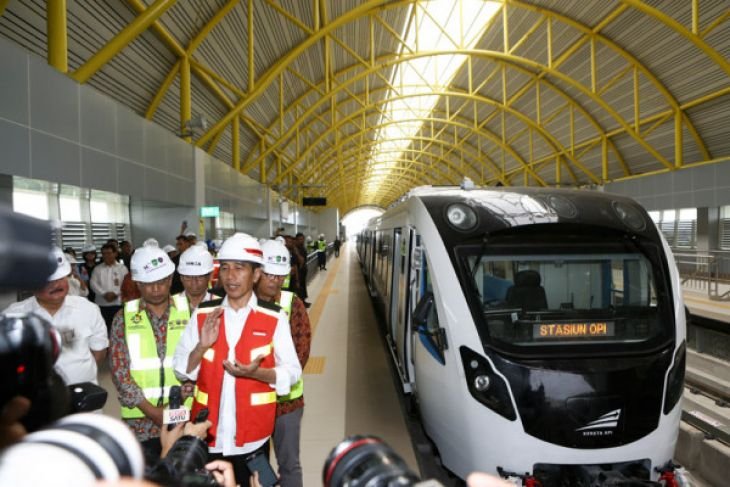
[605,159,730,211]
[0,37,325,246]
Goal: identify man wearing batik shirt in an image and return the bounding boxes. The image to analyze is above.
[109,240,192,465]
[256,239,311,487]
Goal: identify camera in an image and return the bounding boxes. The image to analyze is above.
[0,311,107,432]
[0,413,145,485]
[146,434,219,487]
[323,435,443,487]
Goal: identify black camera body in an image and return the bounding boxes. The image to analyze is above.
[146,435,218,487]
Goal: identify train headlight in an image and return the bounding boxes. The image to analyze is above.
[474,375,490,391]
[612,200,647,232]
[460,346,517,421]
[445,203,478,231]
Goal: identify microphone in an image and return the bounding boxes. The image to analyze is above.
[163,385,190,431]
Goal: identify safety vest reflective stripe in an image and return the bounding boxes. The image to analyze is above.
[251,391,277,406]
[275,290,303,403]
[278,291,294,316]
[278,378,304,403]
[142,386,173,399]
[194,386,208,406]
[250,343,272,362]
[121,297,191,419]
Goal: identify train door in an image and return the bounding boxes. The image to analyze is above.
[386,227,414,390]
[395,227,414,387]
[410,247,453,450]
[389,228,402,342]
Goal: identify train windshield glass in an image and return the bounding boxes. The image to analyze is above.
[462,246,671,350]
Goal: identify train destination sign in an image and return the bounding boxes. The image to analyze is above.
[533,321,615,339]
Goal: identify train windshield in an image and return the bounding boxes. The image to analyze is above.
[460,242,673,352]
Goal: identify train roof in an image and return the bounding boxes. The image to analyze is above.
[390,184,661,242]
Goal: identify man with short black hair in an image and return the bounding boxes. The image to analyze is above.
[90,242,128,329]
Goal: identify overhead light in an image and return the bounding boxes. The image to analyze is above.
[180,113,209,138]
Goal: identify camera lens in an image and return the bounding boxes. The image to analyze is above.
[323,435,421,487]
[0,413,144,486]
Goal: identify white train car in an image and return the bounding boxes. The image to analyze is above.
[357,186,686,486]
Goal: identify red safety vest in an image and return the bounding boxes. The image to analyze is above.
[191,305,279,447]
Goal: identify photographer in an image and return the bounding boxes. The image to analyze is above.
[3,247,108,386]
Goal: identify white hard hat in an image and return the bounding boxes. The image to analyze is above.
[130,240,175,283]
[261,239,291,276]
[48,247,71,281]
[306,235,312,241]
[64,252,79,265]
[81,244,96,253]
[162,245,176,253]
[183,230,197,239]
[274,236,285,243]
[211,239,223,251]
[216,233,263,264]
[178,242,214,276]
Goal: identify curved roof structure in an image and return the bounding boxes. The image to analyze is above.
[1,0,728,213]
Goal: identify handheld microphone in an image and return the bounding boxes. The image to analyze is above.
[163,385,189,430]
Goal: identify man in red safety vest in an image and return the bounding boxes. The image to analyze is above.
[173,232,301,486]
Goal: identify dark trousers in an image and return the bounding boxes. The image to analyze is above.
[208,439,270,486]
[317,252,326,270]
[100,305,121,331]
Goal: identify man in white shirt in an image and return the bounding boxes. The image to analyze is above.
[90,242,128,330]
[173,233,301,486]
[3,247,108,385]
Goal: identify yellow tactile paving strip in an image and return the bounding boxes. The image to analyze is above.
[303,356,325,374]
[307,255,343,336]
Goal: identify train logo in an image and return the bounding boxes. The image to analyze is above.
[576,409,621,435]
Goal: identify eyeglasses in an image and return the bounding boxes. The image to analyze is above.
[262,273,286,281]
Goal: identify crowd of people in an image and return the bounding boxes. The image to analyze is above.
[1,230,329,487]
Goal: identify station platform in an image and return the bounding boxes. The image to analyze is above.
[100,243,417,485]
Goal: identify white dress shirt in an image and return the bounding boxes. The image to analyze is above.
[4,295,109,384]
[173,294,301,456]
[90,262,127,306]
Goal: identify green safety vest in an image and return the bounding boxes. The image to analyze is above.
[122,295,192,419]
[276,290,304,403]
[317,240,326,252]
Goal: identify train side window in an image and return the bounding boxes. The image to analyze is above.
[414,252,447,364]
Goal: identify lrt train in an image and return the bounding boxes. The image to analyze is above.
[357,184,687,486]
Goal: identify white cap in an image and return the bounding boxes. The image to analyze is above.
[162,245,176,253]
[216,233,263,264]
[130,240,175,283]
[261,239,291,276]
[48,247,72,281]
[81,244,96,253]
[183,230,197,239]
[178,242,214,275]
